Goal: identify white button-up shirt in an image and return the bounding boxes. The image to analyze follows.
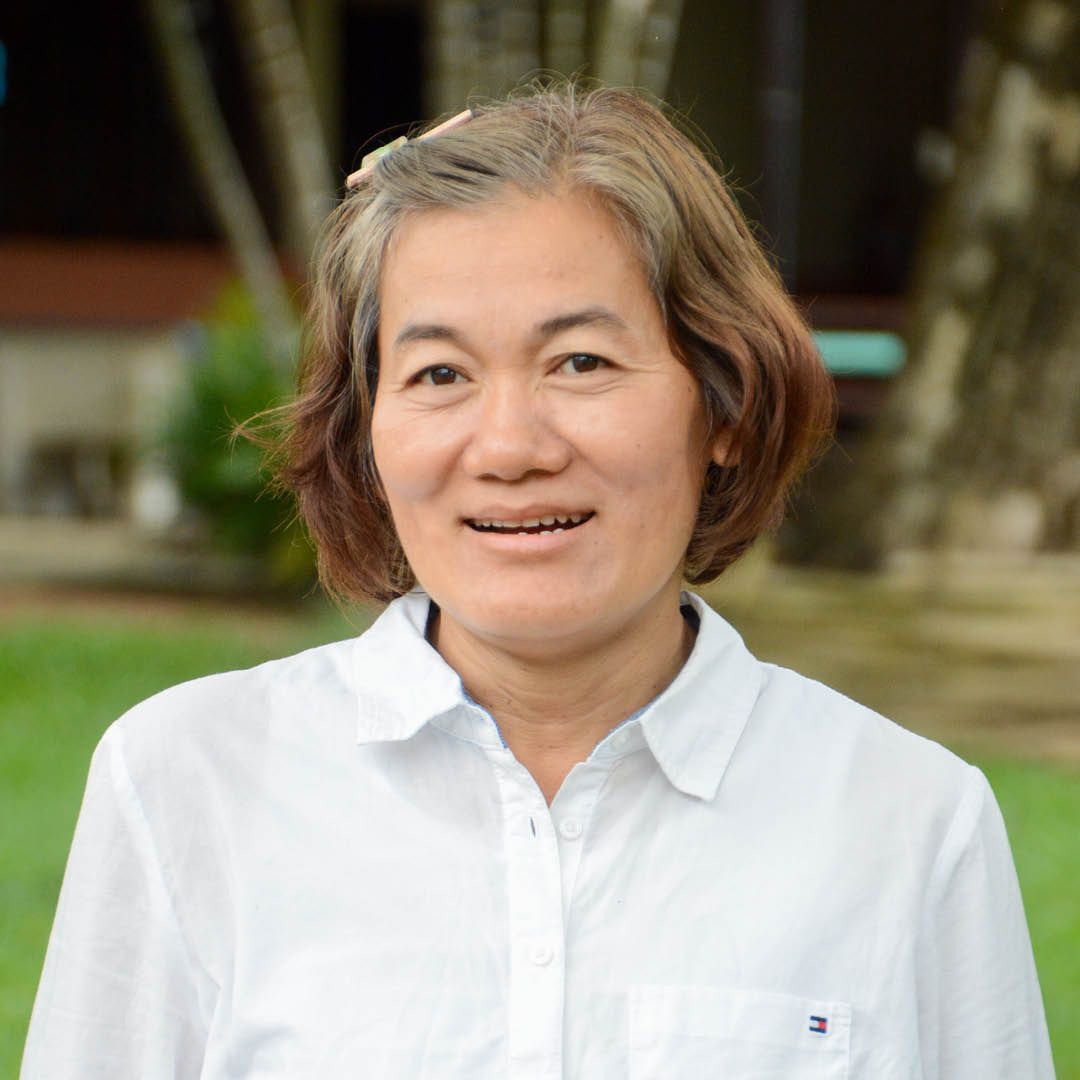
[23,592,1054,1078]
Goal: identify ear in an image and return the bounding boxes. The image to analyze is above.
[709,427,737,468]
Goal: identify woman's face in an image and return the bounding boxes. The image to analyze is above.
[372,189,727,654]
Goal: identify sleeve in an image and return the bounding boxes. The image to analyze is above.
[917,765,1056,1080]
[21,724,213,1079]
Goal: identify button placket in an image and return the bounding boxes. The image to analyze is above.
[491,752,565,1080]
[558,817,583,840]
[551,760,613,928]
[530,943,555,966]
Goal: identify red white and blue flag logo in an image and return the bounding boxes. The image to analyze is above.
[809,1015,829,1035]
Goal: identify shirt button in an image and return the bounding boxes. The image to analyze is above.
[558,817,583,840]
[610,730,631,750]
[530,943,555,966]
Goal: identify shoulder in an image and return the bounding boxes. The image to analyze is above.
[741,660,983,841]
[102,635,362,786]
[761,660,970,773]
[119,633,359,730]
[93,593,434,800]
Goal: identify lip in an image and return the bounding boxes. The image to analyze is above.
[464,520,593,553]
[461,508,596,550]
[462,506,594,525]
[462,510,595,536]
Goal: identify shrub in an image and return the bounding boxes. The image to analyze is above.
[164,284,315,590]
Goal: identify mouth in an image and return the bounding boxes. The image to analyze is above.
[465,511,595,536]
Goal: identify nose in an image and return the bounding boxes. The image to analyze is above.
[460,382,572,481]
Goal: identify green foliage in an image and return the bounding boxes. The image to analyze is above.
[164,283,314,588]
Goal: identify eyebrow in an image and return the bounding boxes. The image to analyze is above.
[392,306,632,351]
[534,306,631,341]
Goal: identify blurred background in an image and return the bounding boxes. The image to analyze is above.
[1,0,1078,1073]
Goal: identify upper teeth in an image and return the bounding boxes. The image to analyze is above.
[472,513,590,529]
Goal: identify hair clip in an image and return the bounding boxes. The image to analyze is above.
[346,109,474,190]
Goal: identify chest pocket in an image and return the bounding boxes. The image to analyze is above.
[628,984,851,1079]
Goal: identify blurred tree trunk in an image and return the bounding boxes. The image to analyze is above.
[633,0,685,98]
[427,0,482,113]
[545,0,588,77]
[427,0,541,113]
[496,0,542,90]
[228,0,336,263]
[797,0,1080,567]
[141,0,296,368]
[295,1,344,174]
[595,0,649,87]
[426,0,684,114]
[597,0,684,96]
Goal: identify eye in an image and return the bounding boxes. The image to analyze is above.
[559,353,607,375]
[414,365,462,386]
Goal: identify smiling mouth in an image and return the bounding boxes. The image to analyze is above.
[466,512,595,535]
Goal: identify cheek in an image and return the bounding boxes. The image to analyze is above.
[370,410,450,506]
[594,395,707,505]
[374,452,440,505]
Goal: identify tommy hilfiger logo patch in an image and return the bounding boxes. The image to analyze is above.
[809,1015,829,1035]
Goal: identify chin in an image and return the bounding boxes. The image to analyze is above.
[441,590,615,648]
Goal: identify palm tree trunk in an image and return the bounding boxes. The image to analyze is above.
[635,0,685,97]
[595,0,650,87]
[426,0,483,114]
[228,0,336,263]
[494,0,541,91]
[544,0,587,76]
[141,0,296,368]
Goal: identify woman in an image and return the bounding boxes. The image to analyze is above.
[24,84,1052,1077]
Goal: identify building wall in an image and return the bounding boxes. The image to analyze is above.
[0,329,184,522]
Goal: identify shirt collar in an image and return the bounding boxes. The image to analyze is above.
[352,591,476,743]
[353,590,763,801]
[638,591,763,800]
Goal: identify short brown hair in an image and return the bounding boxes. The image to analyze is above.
[279,82,835,603]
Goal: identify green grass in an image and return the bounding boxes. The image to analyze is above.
[1,610,1077,1076]
[978,757,1080,1076]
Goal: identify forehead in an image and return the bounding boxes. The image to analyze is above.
[377,190,658,336]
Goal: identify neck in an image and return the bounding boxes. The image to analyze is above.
[430,590,696,803]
